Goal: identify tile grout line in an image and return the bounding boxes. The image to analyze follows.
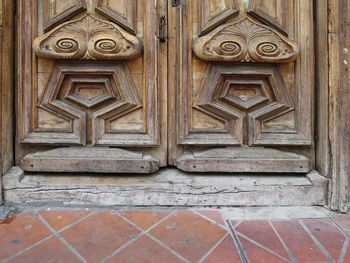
[338,236,349,263]
[144,232,191,263]
[100,211,175,263]
[198,232,229,263]
[37,213,88,263]
[2,235,53,263]
[117,211,191,263]
[193,211,228,230]
[269,220,296,263]
[298,219,335,263]
[56,211,96,234]
[235,232,290,262]
[329,217,350,238]
[226,220,249,263]
[2,211,95,262]
[100,232,146,263]
[101,211,190,263]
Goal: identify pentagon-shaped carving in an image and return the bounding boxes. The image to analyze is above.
[33,14,143,61]
[39,62,141,145]
[64,77,117,108]
[220,79,269,109]
[193,16,299,63]
[196,65,293,145]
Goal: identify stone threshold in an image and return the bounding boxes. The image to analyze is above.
[2,167,328,207]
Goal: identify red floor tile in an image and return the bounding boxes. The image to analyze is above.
[0,212,51,261]
[8,236,81,263]
[106,236,183,263]
[333,213,350,232]
[119,210,169,230]
[302,219,346,262]
[272,220,328,263]
[235,220,290,260]
[60,212,140,263]
[40,210,91,231]
[198,210,226,226]
[149,211,227,262]
[239,235,287,263]
[203,235,242,263]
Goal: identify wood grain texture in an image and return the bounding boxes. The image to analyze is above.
[34,14,143,60]
[193,16,299,63]
[315,0,329,177]
[21,148,160,174]
[17,0,166,173]
[3,167,328,207]
[328,0,350,212]
[0,0,14,204]
[176,147,311,173]
[42,0,86,32]
[171,0,314,173]
[96,0,136,33]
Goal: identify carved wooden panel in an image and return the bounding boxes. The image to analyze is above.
[171,0,314,172]
[43,0,86,32]
[199,0,239,36]
[19,0,161,148]
[96,0,136,33]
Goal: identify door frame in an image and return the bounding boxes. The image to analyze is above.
[0,0,349,211]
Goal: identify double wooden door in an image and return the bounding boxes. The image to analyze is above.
[17,0,314,174]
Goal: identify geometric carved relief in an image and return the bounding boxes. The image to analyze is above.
[33,14,143,60]
[193,16,299,63]
[42,0,86,32]
[96,0,136,34]
[247,0,287,35]
[199,0,239,36]
[195,65,293,145]
[39,62,141,145]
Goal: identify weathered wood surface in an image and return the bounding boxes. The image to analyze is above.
[328,0,350,212]
[176,147,311,173]
[315,0,330,178]
[0,0,14,204]
[17,0,167,172]
[170,0,314,173]
[21,147,160,174]
[3,167,328,207]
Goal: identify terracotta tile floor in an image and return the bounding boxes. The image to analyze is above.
[0,209,349,263]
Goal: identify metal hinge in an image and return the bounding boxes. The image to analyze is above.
[172,0,180,7]
[159,15,167,43]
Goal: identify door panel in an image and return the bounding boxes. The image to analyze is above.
[17,0,166,173]
[171,0,314,173]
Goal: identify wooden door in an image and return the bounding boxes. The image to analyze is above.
[169,0,315,173]
[17,0,167,173]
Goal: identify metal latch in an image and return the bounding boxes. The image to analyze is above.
[172,0,180,7]
[159,15,167,43]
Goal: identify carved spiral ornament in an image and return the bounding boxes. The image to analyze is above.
[33,14,143,60]
[193,17,299,63]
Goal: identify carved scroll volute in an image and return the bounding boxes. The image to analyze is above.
[33,14,143,60]
[193,16,300,63]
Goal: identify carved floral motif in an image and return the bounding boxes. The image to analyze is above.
[33,14,143,60]
[193,17,299,63]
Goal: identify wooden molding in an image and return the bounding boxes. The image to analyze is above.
[33,14,143,60]
[42,0,86,32]
[328,0,350,212]
[193,16,299,63]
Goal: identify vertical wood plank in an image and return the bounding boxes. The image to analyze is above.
[328,0,350,212]
[316,0,329,176]
[0,0,15,204]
